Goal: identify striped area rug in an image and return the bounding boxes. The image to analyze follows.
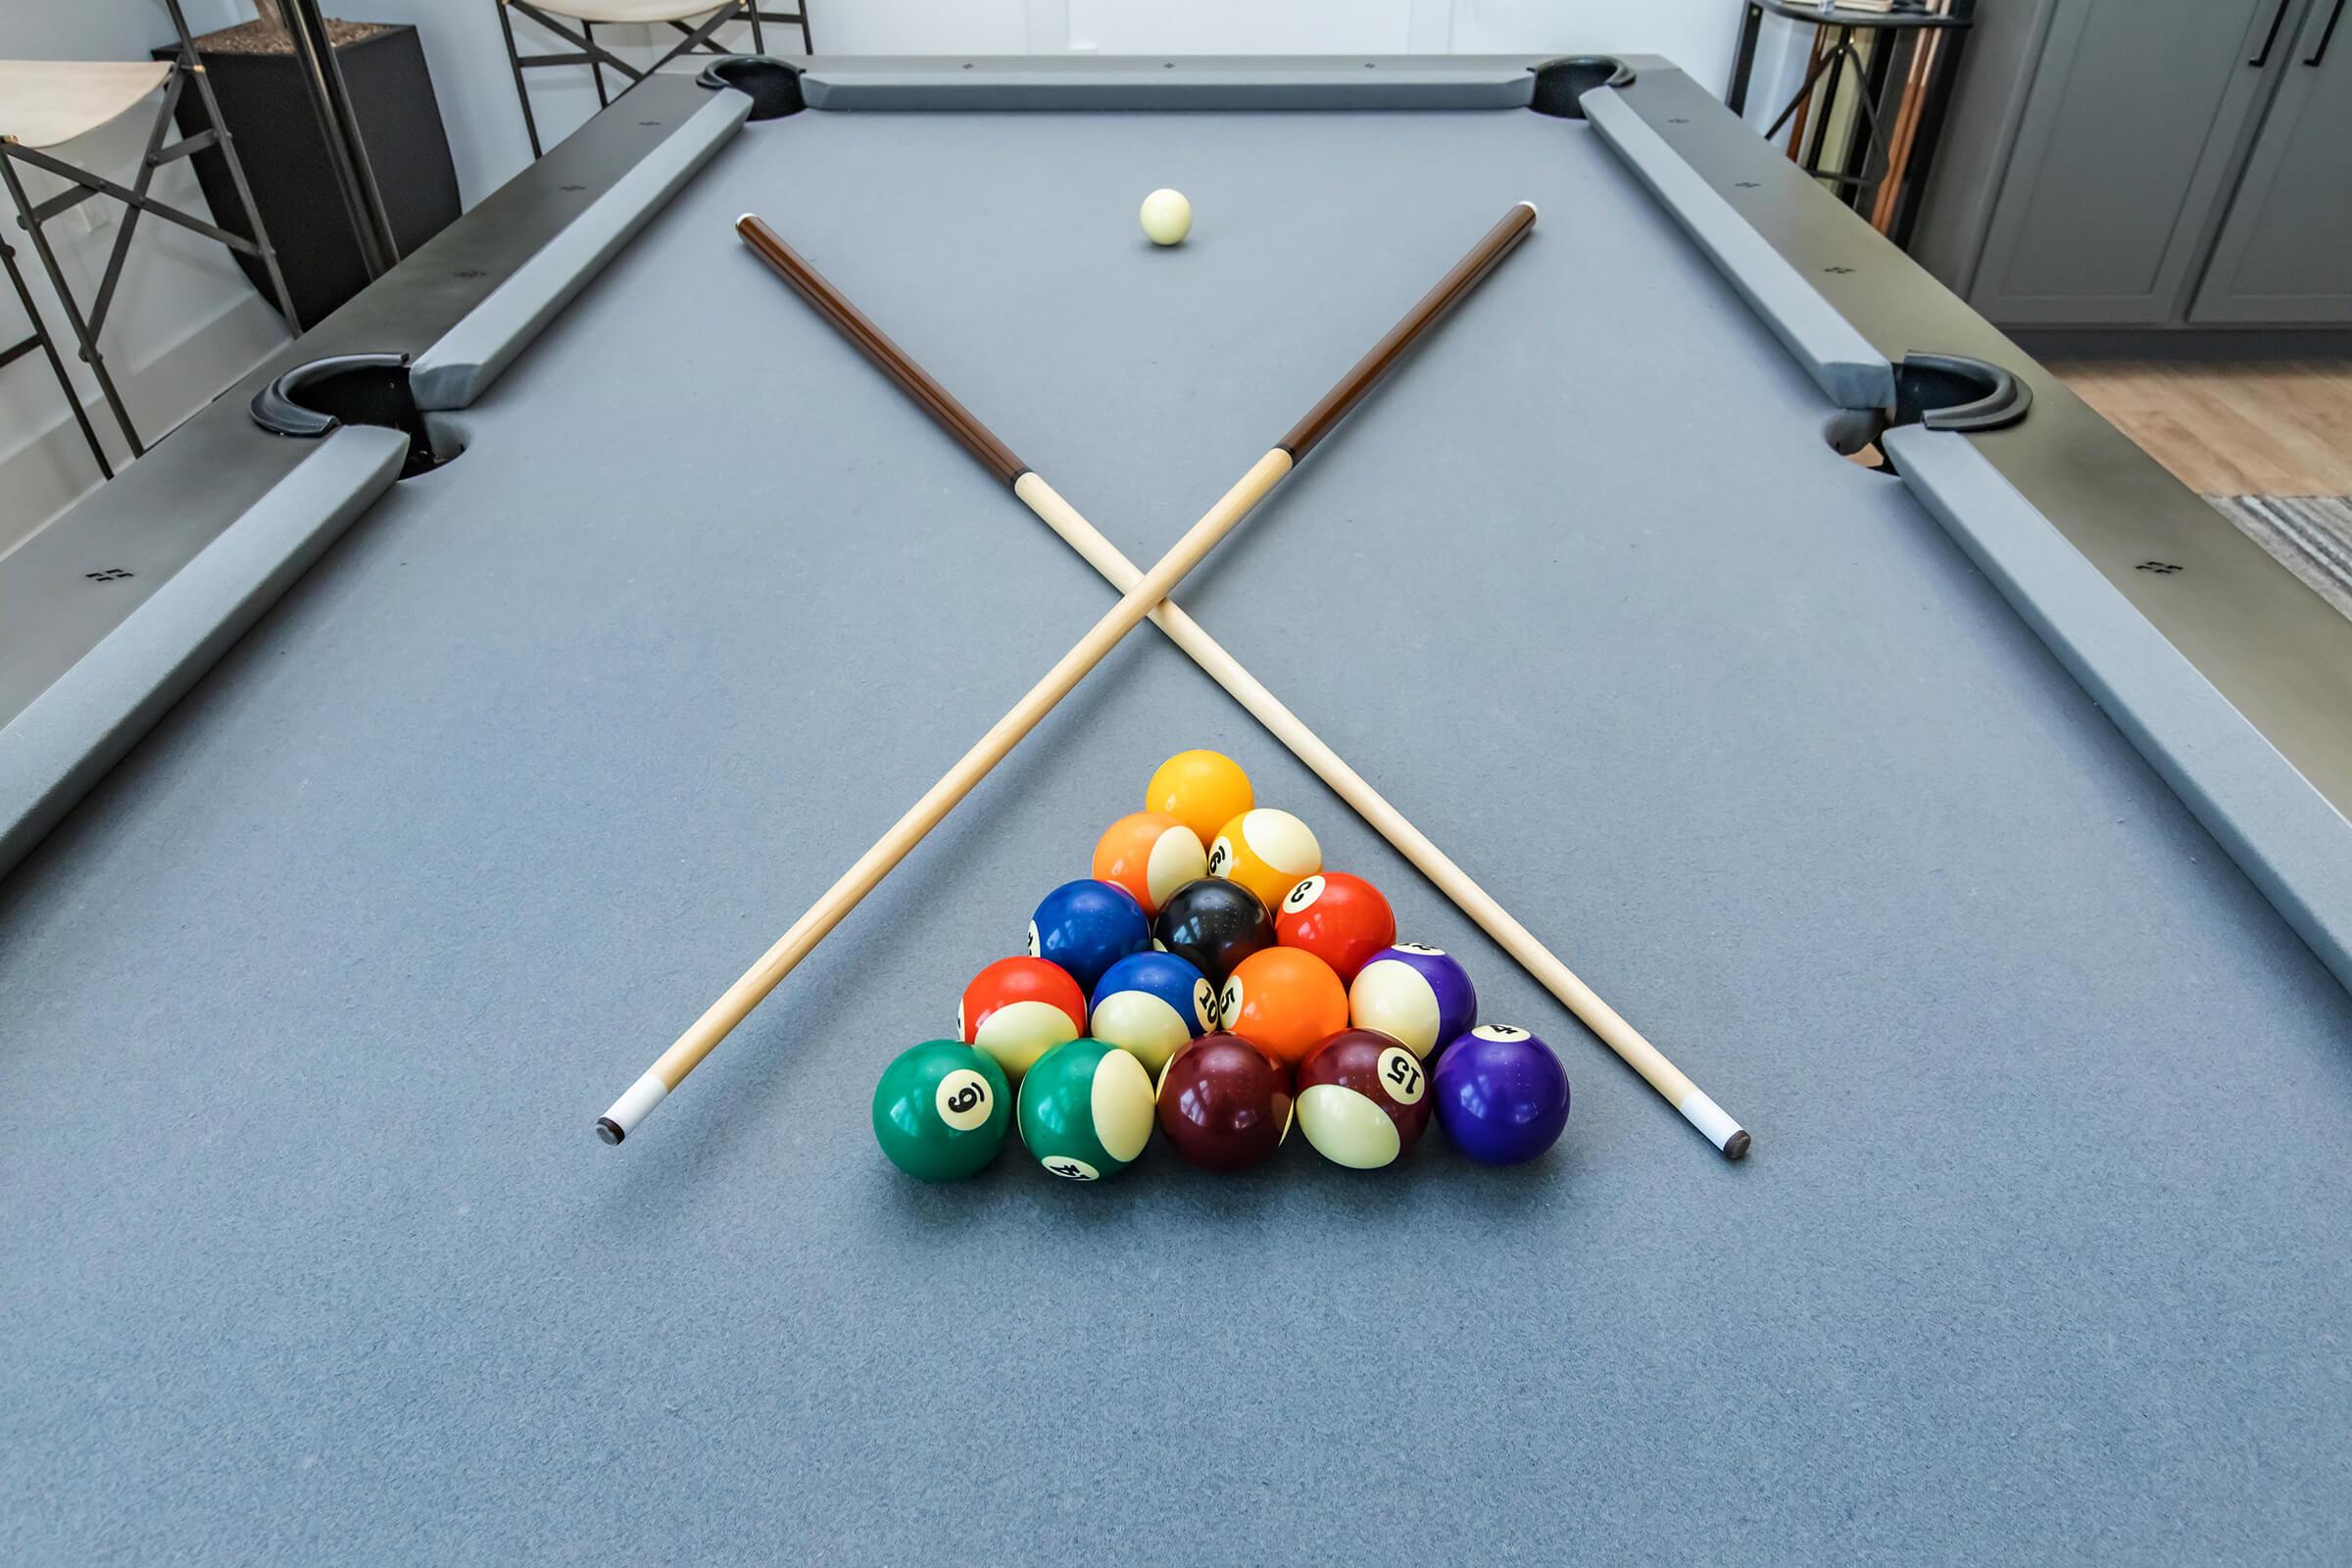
[2205,495,2352,622]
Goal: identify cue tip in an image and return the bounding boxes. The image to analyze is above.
[596,1118,625,1146]
[1722,1129,1751,1161]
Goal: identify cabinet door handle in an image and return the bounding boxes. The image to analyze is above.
[2251,0,2293,65]
[2307,0,2346,64]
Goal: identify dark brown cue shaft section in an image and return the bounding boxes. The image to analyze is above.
[1278,201,1537,460]
[736,215,1029,488]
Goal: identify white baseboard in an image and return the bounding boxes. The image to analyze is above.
[0,288,290,563]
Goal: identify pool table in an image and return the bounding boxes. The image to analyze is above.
[4,55,2350,1564]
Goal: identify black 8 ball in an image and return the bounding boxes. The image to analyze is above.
[1152,876,1274,987]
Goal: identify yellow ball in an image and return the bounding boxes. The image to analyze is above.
[1207,808,1322,910]
[1140,187,1192,246]
[1147,750,1253,848]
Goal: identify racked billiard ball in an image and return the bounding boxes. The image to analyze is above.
[1274,871,1396,983]
[1028,878,1152,995]
[1348,942,1478,1058]
[958,955,1087,1082]
[1295,1027,1431,1169]
[1152,875,1274,985]
[1156,1032,1292,1171]
[1017,1037,1156,1182]
[871,1039,1012,1182]
[1092,809,1208,917]
[1433,1024,1570,1165]
[1147,748,1254,848]
[1089,950,1216,1075]
[1206,807,1322,909]
[1219,946,1348,1068]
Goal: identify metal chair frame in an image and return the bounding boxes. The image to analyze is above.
[0,0,298,477]
[496,1,812,160]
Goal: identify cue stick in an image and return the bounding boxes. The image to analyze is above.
[736,220,1754,1161]
[596,202,1538,1146]
[1870,2,1947,233]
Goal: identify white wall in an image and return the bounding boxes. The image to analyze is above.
[3,0,1815,552]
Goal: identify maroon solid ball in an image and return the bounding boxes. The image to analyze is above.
[1155,1032,1294,1172]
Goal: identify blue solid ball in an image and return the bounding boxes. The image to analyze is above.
[1432,1024,1570,1164]
[1028,878,1152,996]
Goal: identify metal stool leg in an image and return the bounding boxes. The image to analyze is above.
[165,0,301,328]
[0,152,142,459]
[497,0,546,160]
[0,233,111,480]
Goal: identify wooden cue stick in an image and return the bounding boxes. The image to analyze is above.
[737,221,1753,1161]
[1871,4,1947,232]
[595,201,1538,1146]
[1786,25,1828,159]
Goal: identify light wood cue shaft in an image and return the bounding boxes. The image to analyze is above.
[1014,475,1749,1158]
[737,212,1748,1160]
[597,203,1537,1145]
[1871,4,1947,233]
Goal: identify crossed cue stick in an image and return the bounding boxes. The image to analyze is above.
[597,202,1749,1162]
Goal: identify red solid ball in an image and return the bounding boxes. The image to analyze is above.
[1273,872,1396,983]
[1155,1032,1293,1171]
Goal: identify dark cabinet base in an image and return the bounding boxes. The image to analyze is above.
[159,22,461,328]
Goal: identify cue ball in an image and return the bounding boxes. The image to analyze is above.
[1218,946,1348,1069]
[1148,749,1254,848]
[1207,808,1322,910]
[1295,1028,1432,1170]
[1432,1024,1570,1165]
[1028,878,1152,996]
[1274,871,1397,983]
[1092,810,1209,917]
[1348,942,1478,1059]
[957,955,1088,1082]
[1155,1032,1293,1172]
[871,1039,1012,1182]
[1089,950,1217,1075]
[1152,875,1275,986]
[1140,187,1192,246]
[1018,1037,1157,1182]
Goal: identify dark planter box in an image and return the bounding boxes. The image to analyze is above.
[159,21,461,328]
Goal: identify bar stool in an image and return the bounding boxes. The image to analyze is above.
[496,2,814,160]
[0,0,298,478]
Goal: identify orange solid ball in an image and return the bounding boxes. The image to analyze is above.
[1217,947,1348,1068]
[1092,810,1209,917]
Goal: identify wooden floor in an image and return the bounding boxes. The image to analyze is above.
[2048,359,2352,496]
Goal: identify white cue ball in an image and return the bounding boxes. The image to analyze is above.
[1140,188,1192,246]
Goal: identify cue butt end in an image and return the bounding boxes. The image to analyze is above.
[1515,199,1538,220]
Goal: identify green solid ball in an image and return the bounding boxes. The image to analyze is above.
[872,1039,1012,1182]
[1015,1038,1156,1183]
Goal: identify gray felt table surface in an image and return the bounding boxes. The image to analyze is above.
[5,110,2350,1564]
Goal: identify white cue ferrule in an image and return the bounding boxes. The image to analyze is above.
[599,1070,670,1144]
[1677,1088,1743,1152]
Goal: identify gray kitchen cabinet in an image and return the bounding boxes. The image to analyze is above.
[1967,0,2301,325]
[2191,0,2352,322]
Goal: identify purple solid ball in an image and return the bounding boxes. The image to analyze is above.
[1433,1025,1570,1164]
